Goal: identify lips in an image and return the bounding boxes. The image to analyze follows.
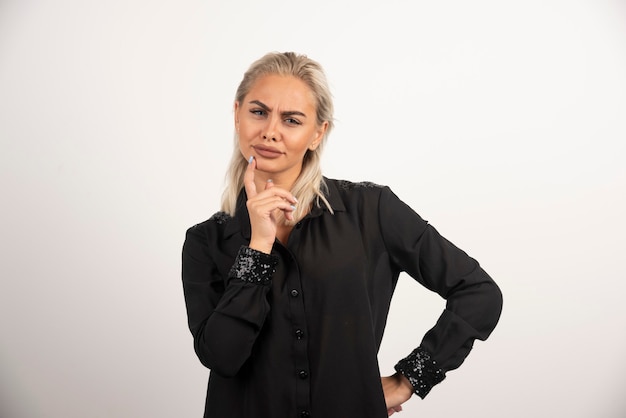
[252,145,284,159]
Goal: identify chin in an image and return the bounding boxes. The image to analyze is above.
[255,160,280,173]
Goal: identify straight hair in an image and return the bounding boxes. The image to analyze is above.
[221,52,335,224]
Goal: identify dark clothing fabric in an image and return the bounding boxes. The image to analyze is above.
[181,179,502,418]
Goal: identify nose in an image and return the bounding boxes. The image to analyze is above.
[262,117,279,141]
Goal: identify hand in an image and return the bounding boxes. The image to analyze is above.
[381,373,413,416]
[244,156,297,254]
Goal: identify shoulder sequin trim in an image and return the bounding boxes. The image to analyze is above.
[394,346,446,399]
[228,246,278,285]
[209,211,232,225]
[336,179,382,190]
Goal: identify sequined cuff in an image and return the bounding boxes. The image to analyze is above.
[228,246,278,285]
[394,347,446,399]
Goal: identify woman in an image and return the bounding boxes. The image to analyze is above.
[182,52,502,418]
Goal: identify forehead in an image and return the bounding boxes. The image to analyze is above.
[245,74,316,110]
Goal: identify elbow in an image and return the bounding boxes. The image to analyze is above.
[478,280,503,340]
[194,338,247,378]
[447,276,503,341]
[491,281,503,320]
[192,320,256,378]
[197,351,243,378]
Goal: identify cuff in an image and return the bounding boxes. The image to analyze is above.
[228,246,278,285]
[394,346,446,399]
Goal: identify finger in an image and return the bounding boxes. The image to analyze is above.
[263,179,294,220]
[250,196,296,215]
[254,186,297,205]
[263,193,296,218]
[248,189,298,205]
[243,156,257,198]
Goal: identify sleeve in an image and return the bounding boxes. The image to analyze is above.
[378,187,503,399]
[181,224,278,377]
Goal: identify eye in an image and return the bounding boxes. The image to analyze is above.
[284,117,302,125]
[250,109,266,117]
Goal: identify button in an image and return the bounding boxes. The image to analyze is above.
[290,289,299,297]
[295,222,302,229]
[300,411,310,418]
[298,370,308,379]
[295,329,304,339]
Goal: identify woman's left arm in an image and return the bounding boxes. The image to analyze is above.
[379,186,503,400]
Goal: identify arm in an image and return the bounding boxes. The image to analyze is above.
[181,157,297,377]
[182,226,277,377]
[379,187,503,398]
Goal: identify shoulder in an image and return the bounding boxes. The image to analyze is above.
[326,178,388,201]
[330,178,386,192]
[185,211,234,242]
[188,211,232,230]
[324,178,391,214]
[325,178,427,223]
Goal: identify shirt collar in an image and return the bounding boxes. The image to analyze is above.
[319,177,346,214]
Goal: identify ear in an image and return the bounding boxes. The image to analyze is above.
[234,102,240,131]
[309,121,329,151]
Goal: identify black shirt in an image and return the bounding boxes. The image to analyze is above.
[182,179,502,418]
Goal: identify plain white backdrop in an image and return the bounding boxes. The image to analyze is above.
[1,0,625,417]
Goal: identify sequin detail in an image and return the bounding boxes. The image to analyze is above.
[394,347,446,399]
[209,211,232,225]
[228,246,278,284]
[336,180,382,190]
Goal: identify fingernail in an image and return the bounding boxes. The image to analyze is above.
[267,179,273,183]
[292,196,298,203]
[290,205,297,210]
[248,156,254,164]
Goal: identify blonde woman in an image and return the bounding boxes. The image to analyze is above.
[182,52,502,418]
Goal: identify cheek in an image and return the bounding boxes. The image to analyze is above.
[238,136,249,155]
[238,123,259,141]
[237,130,250,156]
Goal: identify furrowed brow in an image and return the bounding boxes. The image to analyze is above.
[249,100,270,111]
[282,110,307,118]
[249,100,307,118]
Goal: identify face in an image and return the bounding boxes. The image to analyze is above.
[235,74,328,181]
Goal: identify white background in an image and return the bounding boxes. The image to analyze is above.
[1,0,625,417]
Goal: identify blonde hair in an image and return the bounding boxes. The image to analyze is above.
[221,52,335,224]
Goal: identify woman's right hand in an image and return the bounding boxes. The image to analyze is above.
[244,156,297,254]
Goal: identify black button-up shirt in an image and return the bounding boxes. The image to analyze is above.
[182,179,502,418]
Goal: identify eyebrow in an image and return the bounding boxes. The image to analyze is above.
[248,100,307,118]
